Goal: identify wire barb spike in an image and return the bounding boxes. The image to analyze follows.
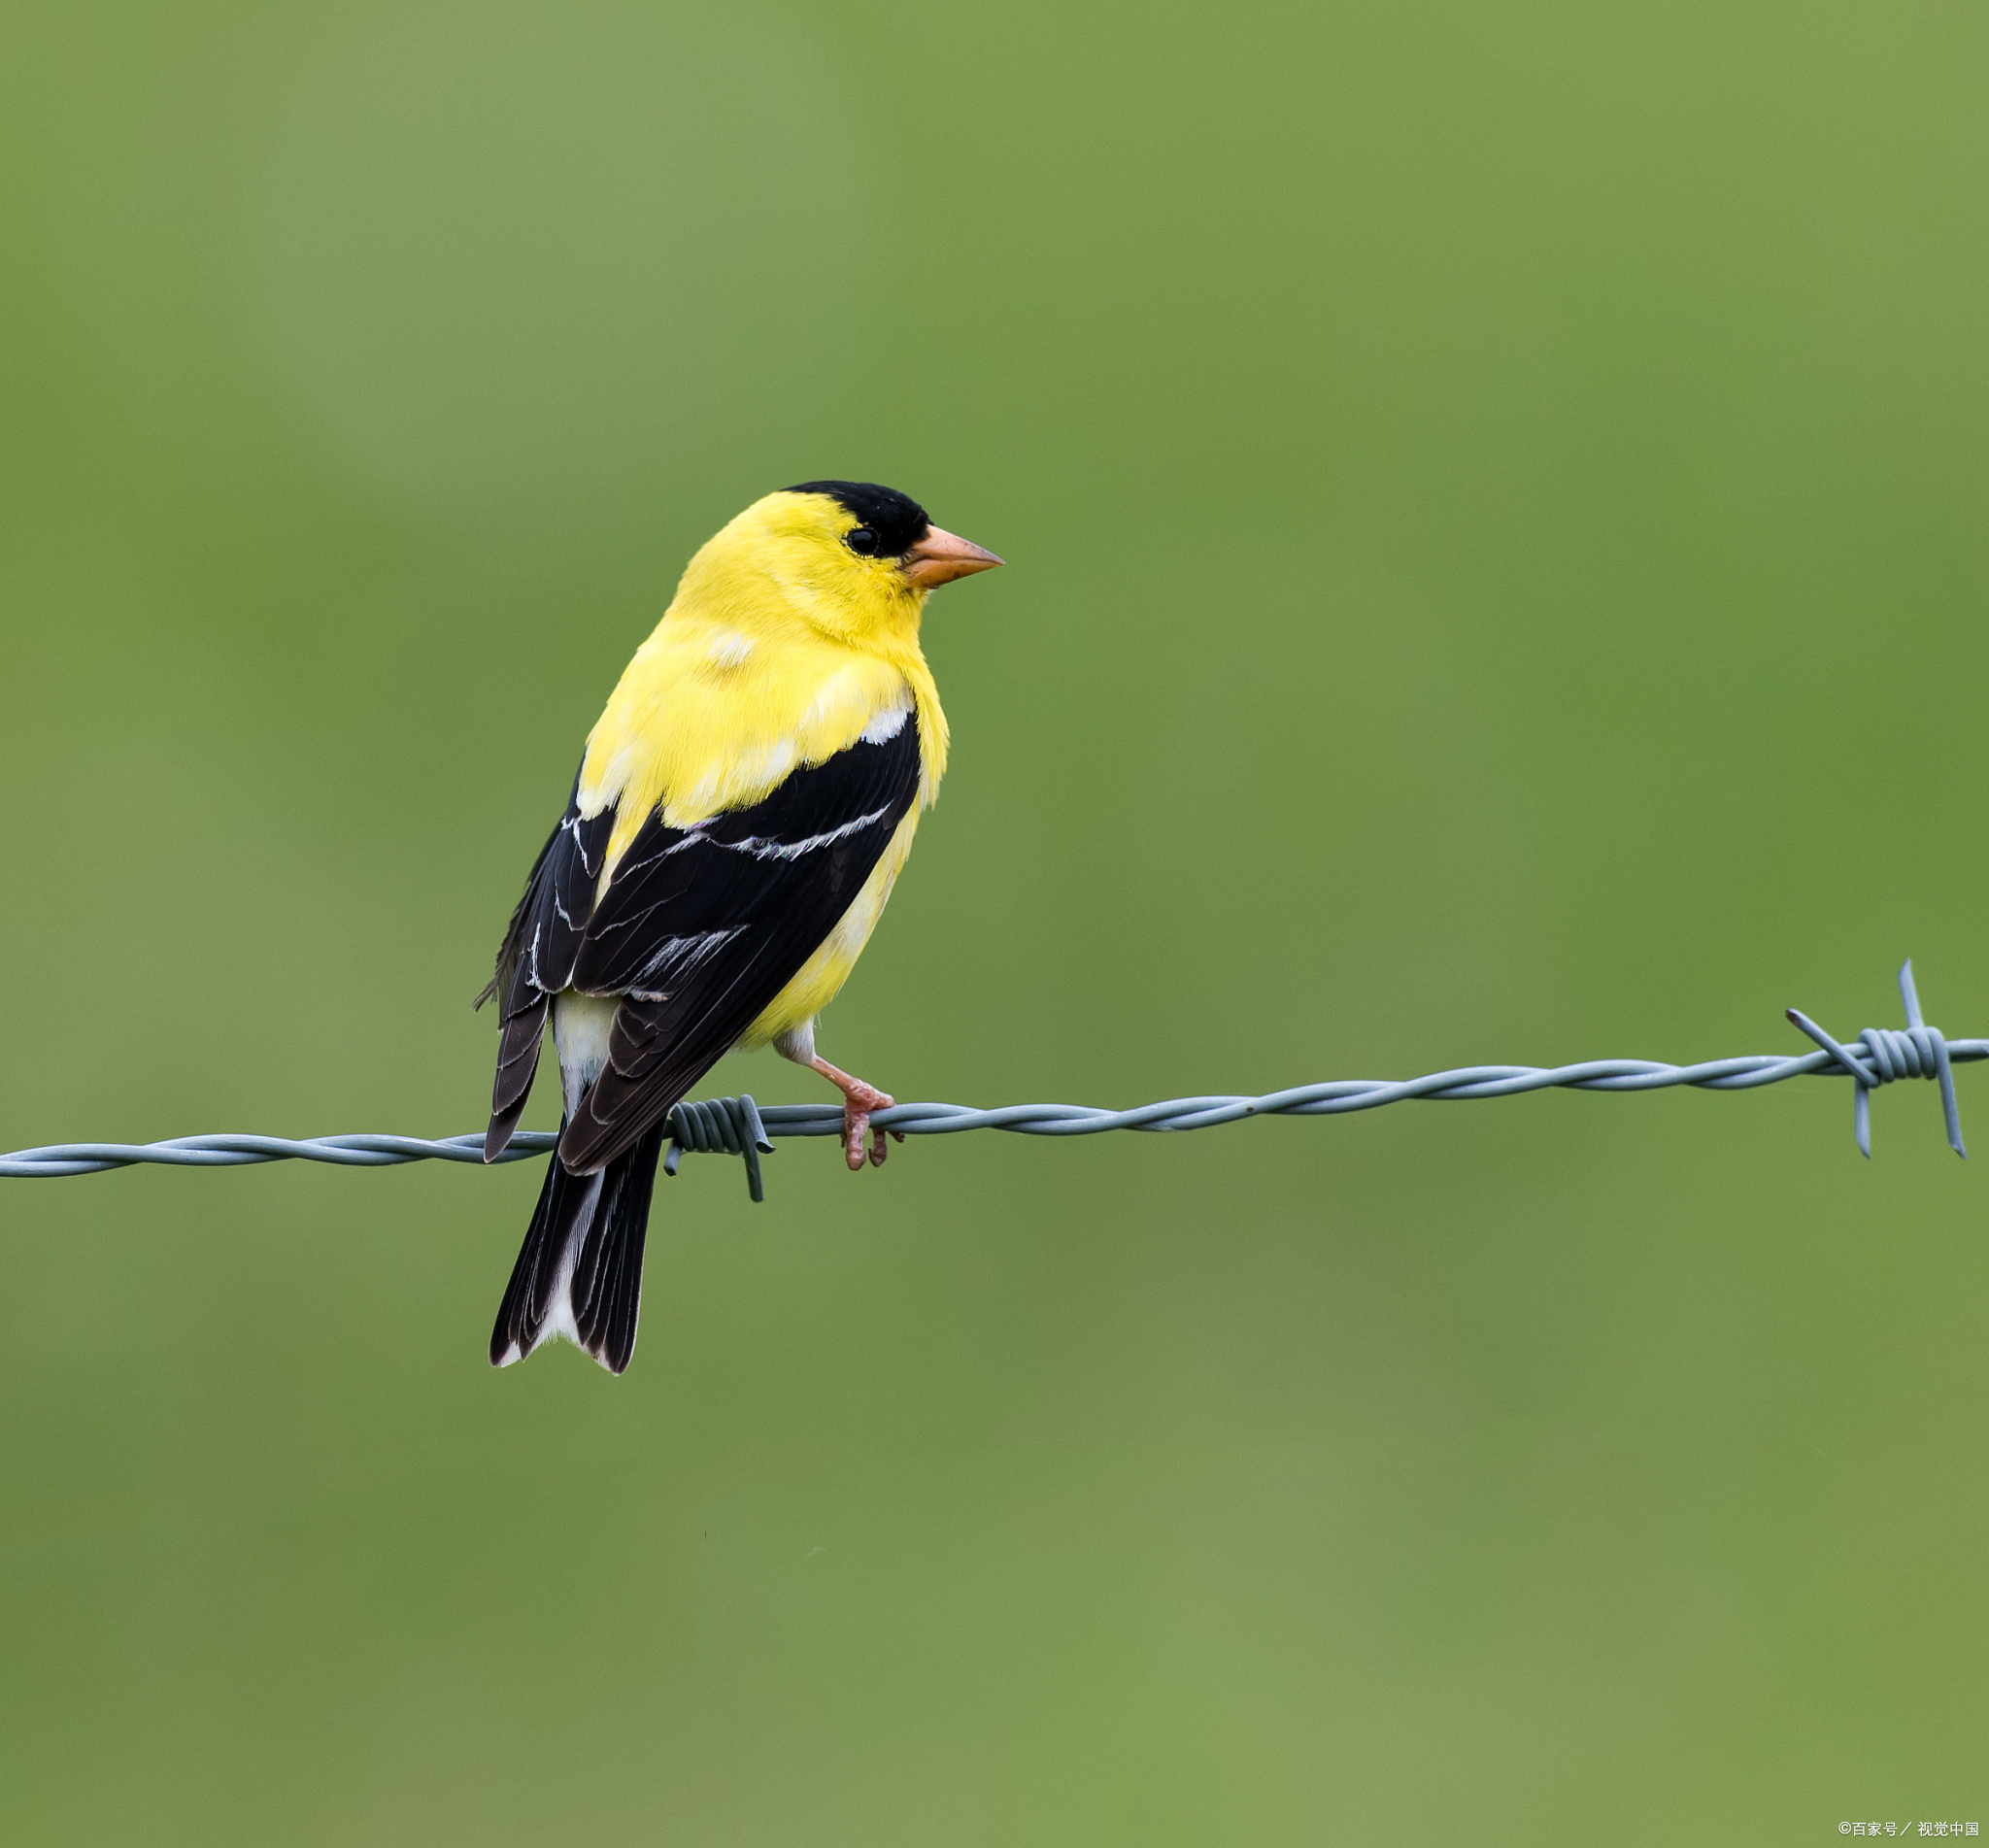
[1786,959,1966,1160]
[662,1094,773,1202]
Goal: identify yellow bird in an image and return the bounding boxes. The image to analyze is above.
[478,482,1002,1373]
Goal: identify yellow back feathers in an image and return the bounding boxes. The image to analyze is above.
[580,488,951,874]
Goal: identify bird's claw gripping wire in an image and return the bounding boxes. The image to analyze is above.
[661,1094,776,1201]
[1786,959,1967,1160]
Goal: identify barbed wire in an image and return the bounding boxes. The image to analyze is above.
[1,961,1971,1195]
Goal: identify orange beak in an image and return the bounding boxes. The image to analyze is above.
[899,525,1004,589]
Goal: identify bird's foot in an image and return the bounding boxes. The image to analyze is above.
[842,1082,895,1170]
[808,1058,901,1170]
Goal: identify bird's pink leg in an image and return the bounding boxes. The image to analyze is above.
[807,1057,900,1170]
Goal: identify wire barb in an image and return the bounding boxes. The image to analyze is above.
[4,960,1979,1185]
[662,1094,774,1202]
[1785,959,1967,1159]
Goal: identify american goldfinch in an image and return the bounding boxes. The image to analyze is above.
[478,482,1001,1373]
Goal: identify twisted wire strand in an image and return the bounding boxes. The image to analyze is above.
[3,962,1975,1185]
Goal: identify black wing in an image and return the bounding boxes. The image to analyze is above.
[481,776,617,1159]
[484,714,922,1172]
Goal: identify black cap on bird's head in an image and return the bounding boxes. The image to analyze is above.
[786,481,927,555]
[785,479,1004,588]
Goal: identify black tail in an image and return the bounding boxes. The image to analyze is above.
[489,1121,666,1375]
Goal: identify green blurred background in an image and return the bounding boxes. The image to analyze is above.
[2,0,1984,1838]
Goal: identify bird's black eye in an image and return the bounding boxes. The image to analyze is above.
[846,525,880,556]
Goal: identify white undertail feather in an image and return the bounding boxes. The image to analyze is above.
[498,1169,602,1366]
[490,991,624,1366]
[555,991,619,1116]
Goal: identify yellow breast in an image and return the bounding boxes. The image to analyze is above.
[740,804,923,1047]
